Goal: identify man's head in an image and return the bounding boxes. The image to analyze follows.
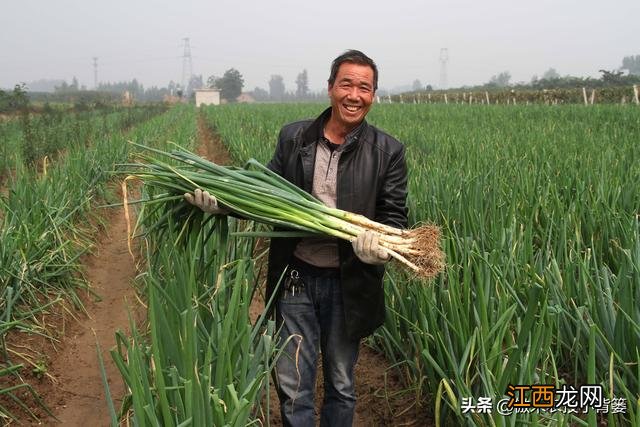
[327,50,377,132]
[328,50,378,91]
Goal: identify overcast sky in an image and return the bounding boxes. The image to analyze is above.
[1,0,638,92]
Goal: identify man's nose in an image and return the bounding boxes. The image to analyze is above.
[347,87,359,99]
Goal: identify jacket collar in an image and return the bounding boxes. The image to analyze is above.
[301,107,368,152]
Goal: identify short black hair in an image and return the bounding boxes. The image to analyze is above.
[328,50,378,91]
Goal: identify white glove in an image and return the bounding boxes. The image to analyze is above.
[352,230,390,265]
[184,189,229,215]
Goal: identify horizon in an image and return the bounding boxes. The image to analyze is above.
[1,0,638,93]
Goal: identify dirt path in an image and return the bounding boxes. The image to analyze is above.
[197,114,432,426]
[4,188,144,426]
[45,199,142,425]
[2,191,141,426]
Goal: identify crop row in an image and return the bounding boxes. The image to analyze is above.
[391,85,640,105]
[0,106,166,178]
[202,103,639,426]
[106,107,278,425]
[0,105,173,421]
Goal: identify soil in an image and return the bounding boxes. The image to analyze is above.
[196,113,232,166]
[46,194,143,426]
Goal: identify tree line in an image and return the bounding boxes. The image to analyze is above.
[12,54,638,105]
[474,55,640,92]
[206,68,326,103]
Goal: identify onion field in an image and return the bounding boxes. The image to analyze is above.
[0,105,167,417]
[201,103,640,426]
[1,102,638,426]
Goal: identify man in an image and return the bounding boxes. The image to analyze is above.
[186,50,408,426]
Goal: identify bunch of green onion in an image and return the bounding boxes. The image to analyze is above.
[120,143,444,278]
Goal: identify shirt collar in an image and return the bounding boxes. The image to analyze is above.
[301,107,368,152]
[318,113,365,151]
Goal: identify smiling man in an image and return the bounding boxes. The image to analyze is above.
[265,50,409,426]
[185,49,408,426]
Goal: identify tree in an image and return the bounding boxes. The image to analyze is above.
[55,81,69,93]
[206,75,220,89]
[216,68,244,102]
[542,68,560,80]
[599,69,624,85]
[488,71,511,87]
[295,69,309,98]
[0,83,29,113]
[412,79,422,91]
[187,74,203,95]
[269,75,285,101]
[621,55,640,75]
[251,87,269,101]
[130,78,142,98]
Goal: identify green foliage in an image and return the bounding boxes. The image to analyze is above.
[487,71,511,87]
[202,103,640,426]
[268,75,285,101]
[393,85,640,104]
[0,84,29,113]
[251,86,269,101]
[206,74,219,89]
[54,77,79,93]
[0,105,173,422]
[541,68,560,80]
[110,212,278,426]
[295,69,309,98]
[107,107,277,426]
[8,106,166,170]
[26,90,120,107]
[621,54,640,75]
[599,69,626,85]
[214,68,245,102]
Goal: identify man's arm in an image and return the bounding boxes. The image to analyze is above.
[266,127,287,175]
[353,143,408,266]
[375,144,409,229]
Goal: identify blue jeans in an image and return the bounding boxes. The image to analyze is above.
[275,272,360,427]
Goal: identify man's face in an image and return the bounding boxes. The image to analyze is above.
[328,62,375,130]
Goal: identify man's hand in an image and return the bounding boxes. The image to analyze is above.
[184,189,229,215]
[352,230,390,265]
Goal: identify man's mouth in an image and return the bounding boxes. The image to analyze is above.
[343,104,361,113]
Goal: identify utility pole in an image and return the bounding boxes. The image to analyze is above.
[439,48,449,90]
[92,57,98,89]
[181,37,193,96]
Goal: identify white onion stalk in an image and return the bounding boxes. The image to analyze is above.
[120,143,445,278]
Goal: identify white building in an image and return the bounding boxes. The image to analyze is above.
[195,89,221,107]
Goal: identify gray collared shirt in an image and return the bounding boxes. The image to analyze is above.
[293,123,363,268]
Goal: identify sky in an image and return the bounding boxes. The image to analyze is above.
[1,0,638,93]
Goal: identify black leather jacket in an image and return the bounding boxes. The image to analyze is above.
[266,107,408,339]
